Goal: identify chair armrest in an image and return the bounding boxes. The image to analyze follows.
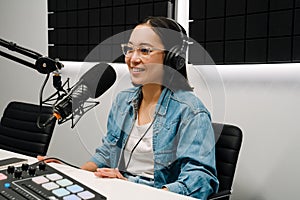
[208,190,231,200]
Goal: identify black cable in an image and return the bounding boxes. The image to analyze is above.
[32,157,80,169]
[36,73,51,129]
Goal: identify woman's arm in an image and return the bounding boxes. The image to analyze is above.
[163,112,219,199]
[81,161,98,172]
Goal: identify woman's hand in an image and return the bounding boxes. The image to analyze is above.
[94,168,127,180]
[37,155,62,164]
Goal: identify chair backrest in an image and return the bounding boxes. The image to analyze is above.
[0,101,56,157]
[211,123,243,200]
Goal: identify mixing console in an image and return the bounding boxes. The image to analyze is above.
[0,161,106,200]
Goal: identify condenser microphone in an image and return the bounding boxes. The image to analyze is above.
[43,63,117,127]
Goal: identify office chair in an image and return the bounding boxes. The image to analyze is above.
[208,123,243,200]
[0,101,56,157]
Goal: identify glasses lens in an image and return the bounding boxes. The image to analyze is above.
[139,47,151,56]
[122,44,132,56]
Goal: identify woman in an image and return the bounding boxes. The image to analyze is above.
[81,16,219,199]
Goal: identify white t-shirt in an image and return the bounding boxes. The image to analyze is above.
[123,119,154,179]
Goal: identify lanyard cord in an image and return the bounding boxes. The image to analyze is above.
[122,89,167,171]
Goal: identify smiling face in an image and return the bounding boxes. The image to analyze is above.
[125,24,165,86]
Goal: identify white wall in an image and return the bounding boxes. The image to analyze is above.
[1,1,300,200]
[0,0,48,111]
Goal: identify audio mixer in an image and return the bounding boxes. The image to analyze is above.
[0,161,106,200]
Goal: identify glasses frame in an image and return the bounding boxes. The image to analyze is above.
[121,43,165,58]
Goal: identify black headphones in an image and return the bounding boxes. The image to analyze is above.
[163,19,189,71]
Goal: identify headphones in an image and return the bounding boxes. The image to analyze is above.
[163,19,189,70]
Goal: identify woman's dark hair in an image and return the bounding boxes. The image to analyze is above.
[139,16,192,91]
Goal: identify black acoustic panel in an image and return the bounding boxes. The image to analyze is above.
[207,0,225,18]
[246,13,268,38]
[293,36,300,61]
[48,30,56,44]
[126,5,139,25]
[77,10,89,27]
[97,45,114,61]
[101,1,112,7]
[205,42,224,64]
[67,0,77,10]
[139,3,154,21]
[268,37,292,62]
[190,20,205,43]
[297,0,300,7]
[154,2,168,16]
[245,39,267,63]
[78,0,89,9]
[114,0,126,6]
[270,0,294,10]
[48,0,169,61]
[126,24,136,31]
[128,0,139,3]
[56,12,67,28]
[225,40,245,63]
[100,7,112,26]
[48,0,56,12]
[77,45,90,60]
[67,46,77,60]
[247,0,269,13]
[56,29,67,44]
[89,9,100,27]
[188,42,207,64]
[113,6,125,25]
[112,25,125,36]
[89,0,100,8]
[100,27,113,41]
[57,0,67,11]
[226,0,246,16]
[67,29,77,45]
[77,28,89,45]
[86,45,99,62]
[89,27,100,44]
[225,16,245,40]
[48,13,56,28]
[295,9,300,35]
[269,10,293,37]
[67,11,78,27]
[206,18,224,41]
[56,46,67,60]
[48,46,57,59]
[190,0,205,20]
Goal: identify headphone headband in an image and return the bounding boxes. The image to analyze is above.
[164,18,188,70]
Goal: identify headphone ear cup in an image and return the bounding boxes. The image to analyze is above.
[164,45,185,70]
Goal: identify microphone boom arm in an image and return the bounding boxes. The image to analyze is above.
[0,37,63,74]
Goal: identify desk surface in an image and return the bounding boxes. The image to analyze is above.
[0,149,196,200]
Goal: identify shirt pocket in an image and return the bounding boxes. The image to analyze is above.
[154,149,177,170]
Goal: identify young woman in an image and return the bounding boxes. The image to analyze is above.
[81,16,219,199]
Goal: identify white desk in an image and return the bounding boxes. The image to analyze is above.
[0,149,196,200]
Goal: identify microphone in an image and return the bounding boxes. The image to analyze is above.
[43,63,117,127]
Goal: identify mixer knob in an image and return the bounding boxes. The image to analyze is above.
[28,166,36,176]
[14,170,22,179]
[21,163,29,171]
[7,166,15,174]
[38,162,46,171]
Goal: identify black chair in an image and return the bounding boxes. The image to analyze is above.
[208,123,243,200]
[0,101,56,157]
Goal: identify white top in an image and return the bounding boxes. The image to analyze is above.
[123,119,154,179]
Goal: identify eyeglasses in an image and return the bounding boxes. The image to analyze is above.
[121,43,165,58]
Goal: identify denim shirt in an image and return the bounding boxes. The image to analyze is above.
[91,87,219,199]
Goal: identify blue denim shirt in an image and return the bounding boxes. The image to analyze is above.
[91,87,219,199]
